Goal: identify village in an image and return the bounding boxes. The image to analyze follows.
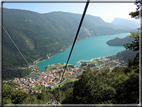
[13,56,128,93]
[79,56,128,71]
[13,64,82,94]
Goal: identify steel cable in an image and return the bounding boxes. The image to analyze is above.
[58,0,90,104]
[1,24,30,66]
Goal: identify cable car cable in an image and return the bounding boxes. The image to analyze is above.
[58,0,90,104]
[1,24,30,66]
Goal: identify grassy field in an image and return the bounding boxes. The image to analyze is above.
[79,58,100,66]
[32,85,41,90]
[45,63,66,70]
[90,59,98,63]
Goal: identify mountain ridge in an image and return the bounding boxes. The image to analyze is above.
[2,8,138,80]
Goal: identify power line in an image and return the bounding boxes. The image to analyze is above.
[1,24,30,66]
[58,0,90,104]
[60,0,90,84]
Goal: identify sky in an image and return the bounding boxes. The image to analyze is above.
[2,1,138,22]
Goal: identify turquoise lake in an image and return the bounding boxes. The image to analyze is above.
[37,33,130,73]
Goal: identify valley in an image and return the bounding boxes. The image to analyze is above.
[2,8,138,80]
[12,53,129,94]
[2,2,140,105]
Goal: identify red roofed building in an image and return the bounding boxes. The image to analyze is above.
[66,71,72,74]
[59,76,62,80]
[83,66,87,68]
[60,73,62,76]
[49,73,53,77]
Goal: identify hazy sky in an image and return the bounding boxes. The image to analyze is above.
[2,1,137,22]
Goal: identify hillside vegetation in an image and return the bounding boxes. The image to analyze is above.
[106,36,135,46]
[2,8,137,80]
[2,1,140,105]
[3,63,139,104]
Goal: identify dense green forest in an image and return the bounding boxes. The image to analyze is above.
[62,67,139,104]
[2,67,31,80]
[2,8,138,80]
[108,50,138,63]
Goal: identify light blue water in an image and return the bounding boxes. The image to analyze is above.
[37,33,130,72]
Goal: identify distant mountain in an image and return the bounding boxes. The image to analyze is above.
[111,18,139,29]
[2,8,137,80]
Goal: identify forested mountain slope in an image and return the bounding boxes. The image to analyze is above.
[106,36,135,46]
[2,8,137,79]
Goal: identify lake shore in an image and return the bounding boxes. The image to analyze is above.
[36,33,129,72]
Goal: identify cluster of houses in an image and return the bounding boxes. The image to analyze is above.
[36,66,82,88]
[14,77,42,94]
[13,57,127,93]
[79,57,128,71]
[97,57,128,70]
[13,66,82,93]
